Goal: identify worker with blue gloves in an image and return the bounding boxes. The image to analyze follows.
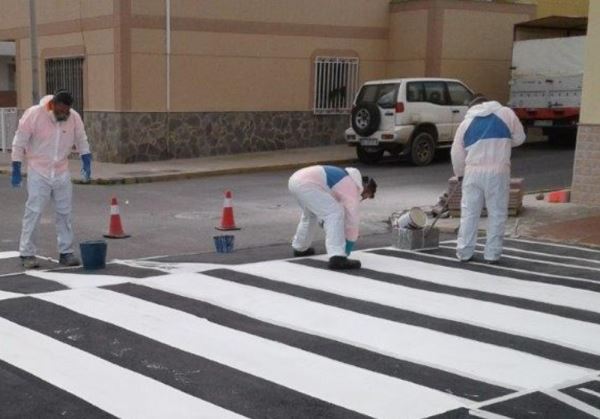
[11,90,92,269]
[451,94,525,264]
[288,165,377,270]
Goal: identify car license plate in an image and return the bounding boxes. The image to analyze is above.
[360,138,378,146]
[533,120,553,127]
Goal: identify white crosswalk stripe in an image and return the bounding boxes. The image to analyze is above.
[0,239,599,419]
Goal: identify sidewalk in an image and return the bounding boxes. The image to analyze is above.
[434,194,600,249]
[0,144,356,184]
[2,145,600,249]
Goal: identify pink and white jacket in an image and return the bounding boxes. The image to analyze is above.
[12,95,90,179]
[290,165,363,241]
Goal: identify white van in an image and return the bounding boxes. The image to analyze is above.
[345,78,474,165]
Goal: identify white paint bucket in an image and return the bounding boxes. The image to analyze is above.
[396,207,427,230]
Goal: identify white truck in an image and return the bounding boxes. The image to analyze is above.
[508,17,586,144]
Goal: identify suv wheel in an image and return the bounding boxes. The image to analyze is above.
[351,103,381,137]
[409,131,435,166]
[356,145,384,165]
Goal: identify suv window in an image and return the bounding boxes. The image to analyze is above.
[406,82,425,102]
[356,83,399,109]
[447,82,473,106]
[423,82,448,105]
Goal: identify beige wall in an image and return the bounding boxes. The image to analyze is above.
[441,8,532,102]
[2,0,537,113]
[535,0,588,18]
[1,0,116,110]
[579,1,600,123]
[386,9,428,78]
[127,0,391,112]
[167,0,390,26]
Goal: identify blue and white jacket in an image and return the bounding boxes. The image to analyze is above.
[451,101,526,176]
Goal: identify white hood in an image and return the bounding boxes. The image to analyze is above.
[466,101,503,119]
[39,95,53,107]
[345,167,363,193]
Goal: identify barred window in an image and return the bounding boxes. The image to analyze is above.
[45,57,84,116]
[313,56,359,115]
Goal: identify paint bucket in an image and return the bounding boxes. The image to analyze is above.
[79,240,107,270]
[396,207,427,230]
[213,235,235,253]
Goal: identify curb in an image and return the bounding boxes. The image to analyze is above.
[1,157,357,185]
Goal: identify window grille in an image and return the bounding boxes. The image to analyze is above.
[45,57,84,116]
[313,56,359,115]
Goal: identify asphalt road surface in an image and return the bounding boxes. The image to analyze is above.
[0,141,574,261]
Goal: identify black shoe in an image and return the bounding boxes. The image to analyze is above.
[485,259,500,265]
[328,256,361,270]
[20,256,40,269]
[59,253,81,266]
[293,247,315,257]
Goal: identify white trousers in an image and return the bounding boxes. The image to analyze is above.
[456,170,510,262]
[289,179,346,258]
[19,170,74,257]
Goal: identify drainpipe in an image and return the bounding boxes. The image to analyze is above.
[29,0,39,104]
[166,0,171,112]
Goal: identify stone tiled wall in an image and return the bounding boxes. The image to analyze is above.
[571,124,600,206]
[84,111,348,163]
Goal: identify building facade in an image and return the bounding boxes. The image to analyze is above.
[571,0,600,206]
[0,0,536,163]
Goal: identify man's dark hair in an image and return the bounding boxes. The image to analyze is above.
[468,93,488,108]
[363,176,377,195]
[52,89,74,106]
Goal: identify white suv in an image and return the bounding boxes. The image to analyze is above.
[345,78,474,165]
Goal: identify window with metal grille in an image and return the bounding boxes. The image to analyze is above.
[313,56,359,115]
[45,57,84,116]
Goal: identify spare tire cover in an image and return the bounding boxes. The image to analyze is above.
[351,103,381,137]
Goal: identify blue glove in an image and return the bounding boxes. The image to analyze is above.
[11,161,22,188]
[81,153,92,182]
[345,240,355,256]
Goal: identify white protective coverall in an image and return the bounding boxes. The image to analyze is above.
[289,165,363,257]
[451,101,525,262]
[12,95,91,257]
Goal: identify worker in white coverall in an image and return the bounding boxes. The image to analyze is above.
[11,90,92,269]
[288,165,377,270]
[451,94,525,264]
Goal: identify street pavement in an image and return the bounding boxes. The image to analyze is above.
[0,141,576,262]
[1,238,600,418]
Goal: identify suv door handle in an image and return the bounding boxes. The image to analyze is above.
[452,109,460,114]
[384,112,394,116]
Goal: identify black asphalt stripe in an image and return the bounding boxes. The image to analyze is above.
[492,238,600,261]
[560,381,600,409]
[293,259,600,326]
[0,297,364,419]
[203,268,600,370]
[105,282,512,402]
[469,244,600,269]
[432,247,600,281]
[0,273,68,294]
[424,407,480,419]
[370,249,600,294]
[0,359,114,418]
[49,264,167,278]
[482,391,597,419]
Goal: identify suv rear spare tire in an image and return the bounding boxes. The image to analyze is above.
[351,103,381,137]
[409,131,435,166]
[356,145,384,165]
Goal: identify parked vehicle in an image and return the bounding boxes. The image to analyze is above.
[345,78,474,165]
[508,17,587,145]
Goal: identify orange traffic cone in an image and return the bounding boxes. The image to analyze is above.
[103,197,131,239]
[216,190,240,231]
